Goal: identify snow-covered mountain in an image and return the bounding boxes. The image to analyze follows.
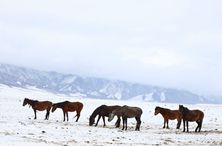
[0,63,209,104]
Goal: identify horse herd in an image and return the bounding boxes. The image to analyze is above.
[22,98,204,132]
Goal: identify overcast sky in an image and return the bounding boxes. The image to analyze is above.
[0,0,222,97]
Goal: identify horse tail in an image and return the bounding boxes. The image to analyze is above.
[199,111,204,131]
[79,102,83,112]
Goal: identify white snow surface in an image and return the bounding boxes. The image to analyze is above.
[0,84,222,146]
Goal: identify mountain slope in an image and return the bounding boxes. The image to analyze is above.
[0,63,206,104]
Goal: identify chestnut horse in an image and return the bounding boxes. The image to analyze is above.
[108,105,143,131]
[22,98,52,120]
[154,106,182,129]
[51,101,83,122]
[89,105,121,127]
[179,105,204,132]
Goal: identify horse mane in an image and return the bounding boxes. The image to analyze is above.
[180,105,190,117]
[90,105,107,118]
[54,101,68,108]
[157,106,171,111]
[25,98,38,106]
[155,106,172,114]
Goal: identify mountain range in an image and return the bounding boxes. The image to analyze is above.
[0,63,217,104]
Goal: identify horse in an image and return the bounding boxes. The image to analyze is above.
[89,105,121,127]
[179,105,204,132]
[51,101,83,122]
[22,98,52,120]
[108,105,143,131]
[154,106,182,129]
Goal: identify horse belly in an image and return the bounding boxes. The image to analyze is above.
[34,104,48,111]
[34,107,46,111]
[67,106,77,112]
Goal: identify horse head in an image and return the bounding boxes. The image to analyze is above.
[179,105,184,113]
[51,104,57,112]
[89,115,95,126]
[23,98,28,106]
[108,112,115,122]
[154,106,160,115]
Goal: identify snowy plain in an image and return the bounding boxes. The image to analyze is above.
[0,84,222,146]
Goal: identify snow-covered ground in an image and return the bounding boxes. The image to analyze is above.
[0,84,222,146]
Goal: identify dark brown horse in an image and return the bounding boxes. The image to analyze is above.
[179,105,204,132]
[23,98,52,120]
[51,101,83,122]
[154,106,182,129]
[89,105,121,127]
[108,105,143,131]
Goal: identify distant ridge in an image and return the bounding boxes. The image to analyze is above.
[0,63,209,104]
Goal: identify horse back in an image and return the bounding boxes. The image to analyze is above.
[33,101,52,111]
[125,106,143,116]
[66,101,83,112]
[169,110,182,120]
[185,109,204,121]
[99,105,121,117]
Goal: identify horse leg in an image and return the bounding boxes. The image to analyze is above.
[135,117,138,130]
[125,118,127,130]
[195,121,199,132]
[63,110,66,122]
[163,118,166,128]
[199,120,203,132]
[75,111,80,122]
[183,119,185,132]
[135,117,141,131]
[45,110,47,120]
[186,121,189,132]
[122,117,125,130]
[66,112,69,121]
[177,118,181,129]
[75,114,80,122]
[195,120,202,132]
[115,116,121,128]
[33,109,37,119]
[102,116,106,127]
[138,118,141,131]
[46,106,51,120]
[47,109,50,120]
[45,109,50,120]
[166,119,169,129]
[95,115,101,126]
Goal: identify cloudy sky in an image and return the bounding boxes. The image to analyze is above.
[0,0,222,96]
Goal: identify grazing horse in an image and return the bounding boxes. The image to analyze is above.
[89,105,121,127]
[22,98,52,120]
[51,101,83,122]
[108,105,143,131]
[179,105,204,132]
[154,106,182,129]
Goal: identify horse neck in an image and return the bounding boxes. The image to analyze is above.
[91,106,104,118]
[158,107,167,115]
[112,108,122,116]
[56,102,65,109]
[182,107,190,116]
[107,106,119,113]
[26,99,36,106]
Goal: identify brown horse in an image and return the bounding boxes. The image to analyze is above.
[51,101,83,122]
[179,105,204,132]
[108,105,143,131]
[154,106,182,129]
[23,98,52,120]
[89,105,121,127]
